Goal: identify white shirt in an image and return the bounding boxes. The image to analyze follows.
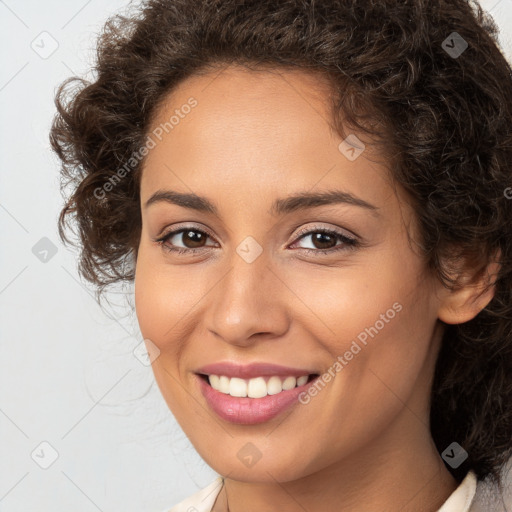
[166,470,477,512]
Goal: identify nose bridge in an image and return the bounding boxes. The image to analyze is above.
[206,242,288,343]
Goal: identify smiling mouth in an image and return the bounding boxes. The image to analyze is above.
[198,373,320,399]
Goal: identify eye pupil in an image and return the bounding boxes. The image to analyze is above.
[183,230,206,248]
[312,232,336,249]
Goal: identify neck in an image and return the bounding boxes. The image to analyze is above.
[213,415,458,512]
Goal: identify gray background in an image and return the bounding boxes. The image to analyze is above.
[0,0,511,510]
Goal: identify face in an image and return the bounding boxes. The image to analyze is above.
[134,65,446,483]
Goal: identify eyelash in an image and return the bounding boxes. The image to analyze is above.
[154,224,359,256]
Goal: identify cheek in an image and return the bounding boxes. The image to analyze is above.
[134,245,194,337]
[133,248,201,422]
[134,248,189,358]
[281,255,412,349]
[134,258,166,342]
[289,250,435,396]
[294,268,436,458]
[134,244,221,387]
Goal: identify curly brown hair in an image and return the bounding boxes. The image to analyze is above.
[50,0,512,490]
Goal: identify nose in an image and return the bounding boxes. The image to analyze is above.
[204,248,290,347]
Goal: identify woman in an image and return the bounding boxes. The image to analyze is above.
[50,0,512,510]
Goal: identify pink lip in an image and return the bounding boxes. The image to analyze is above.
[196,373,319,425]
[195,361,317,379]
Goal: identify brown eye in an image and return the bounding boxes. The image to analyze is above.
[179,230,208,248]
[309,232,337,250]
[291,226,359,255]
[155,227,217,254]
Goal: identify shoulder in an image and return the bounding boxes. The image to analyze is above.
[161,476,224,512]
[438,470,477,512]
[470,466,512,512]
[440,468,512,512]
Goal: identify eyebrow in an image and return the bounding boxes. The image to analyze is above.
[144,189,380,217]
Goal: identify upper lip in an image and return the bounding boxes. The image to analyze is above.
[195,362,319,379]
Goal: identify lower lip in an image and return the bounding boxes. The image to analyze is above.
[196,374,319,425]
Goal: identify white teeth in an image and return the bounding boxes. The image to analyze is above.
[247,377,267,398]
[229,377,247,397]
[219,375,230,394]
[282,376,296,390]
[297,375,308,386]
[207,374,311,398]
[209,375,220,389]
[267,376,283,395]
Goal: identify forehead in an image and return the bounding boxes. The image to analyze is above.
[157,64,335,118]
[147,65,337,155]
[140,65,394,214]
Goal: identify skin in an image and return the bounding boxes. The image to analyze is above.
[134,65,498,512]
